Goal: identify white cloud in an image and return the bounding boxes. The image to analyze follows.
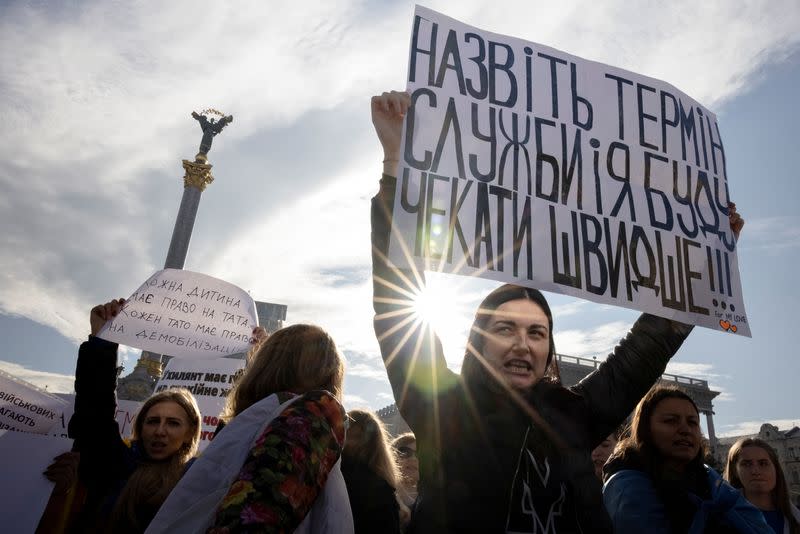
[1,0,797,346]
[664,361,733,401]
[346,362,390,381]
[665,362,715,377]
[0,360,75,394]
[551,301,590,319]
[718,418,800,437]
[117,345,141,367]
[376,392,395,402]
[0,1,798,427]
[555,321,630,358]
[738,216,800,252]
[343,393,371,410]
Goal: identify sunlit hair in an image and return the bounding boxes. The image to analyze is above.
[391,431,418,515]
[724,438,799,534]
[612,386,706,473]
[461,284,559,389]
[391,431,417,452]
[223,324,344,419]
[110,388,201,532]
[345,409,400,489]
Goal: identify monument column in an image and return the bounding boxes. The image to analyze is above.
[117,109,233,401]
[705,410,718,450]
[164,156,214,269]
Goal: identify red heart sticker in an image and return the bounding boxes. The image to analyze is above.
[719,320,731,330]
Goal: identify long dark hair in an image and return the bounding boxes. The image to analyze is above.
[724,438,799,534]
[461,284,560,390]
[613,386,707,475]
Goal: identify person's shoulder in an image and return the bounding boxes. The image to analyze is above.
[603,449,645,481]
[296,389,342,407]
[289,390,345,427]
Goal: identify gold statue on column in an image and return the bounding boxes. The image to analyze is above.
[182,108,233,191]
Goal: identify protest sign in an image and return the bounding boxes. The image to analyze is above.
[0,370,68,434]
[391,6,749,335]
[155,357,245,450]
[49,395,141,440]
[98,269,259,358]
[0,430,74,532]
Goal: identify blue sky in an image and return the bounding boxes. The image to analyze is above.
[0,1,798,437]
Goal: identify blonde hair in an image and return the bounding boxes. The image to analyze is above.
[223,324,344,419]
[391,432,417,451]
[109,388,201,532]
[345,409,400,489]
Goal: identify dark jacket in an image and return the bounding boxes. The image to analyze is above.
[603,457,771,534]
[371,174,694,533]
[68,336,155,532]
[342,455,401,534]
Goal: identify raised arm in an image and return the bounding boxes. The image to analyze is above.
[574,313,693,446]
[370,91,456,431]
[68,299,131,486]
[576,203,745,446]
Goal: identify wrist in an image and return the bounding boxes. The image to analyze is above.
[382,158,399,176]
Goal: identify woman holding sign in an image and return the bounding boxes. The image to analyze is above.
[68,299,202,533]
[370,90,744,533]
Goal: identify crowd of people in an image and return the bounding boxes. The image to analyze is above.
[33,90,797,534]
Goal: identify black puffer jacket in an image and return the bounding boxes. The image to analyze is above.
[371,174,694,533]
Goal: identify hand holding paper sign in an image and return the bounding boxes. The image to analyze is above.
[729,202,744,239]
[247,325,269,360]
[90,298,126,336]
[371,90,410,176]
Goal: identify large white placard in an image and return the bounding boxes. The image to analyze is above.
[0,430,74,533]
[0,370,68,434]
[391,6,749,336]
[98,269,259,358]
[155,358,245,451]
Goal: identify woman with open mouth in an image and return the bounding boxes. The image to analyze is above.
[603,386,771,533]
[67,298,202,533]
[369,89,747,533]
[724,438,800,533]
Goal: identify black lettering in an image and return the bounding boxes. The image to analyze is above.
[637,83,658,150]
[469,103,496,182]
[409,15,437,86]
[605,73,633,140]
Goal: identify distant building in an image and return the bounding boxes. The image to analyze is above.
[377,352,721,445]
[714,423,800,505]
